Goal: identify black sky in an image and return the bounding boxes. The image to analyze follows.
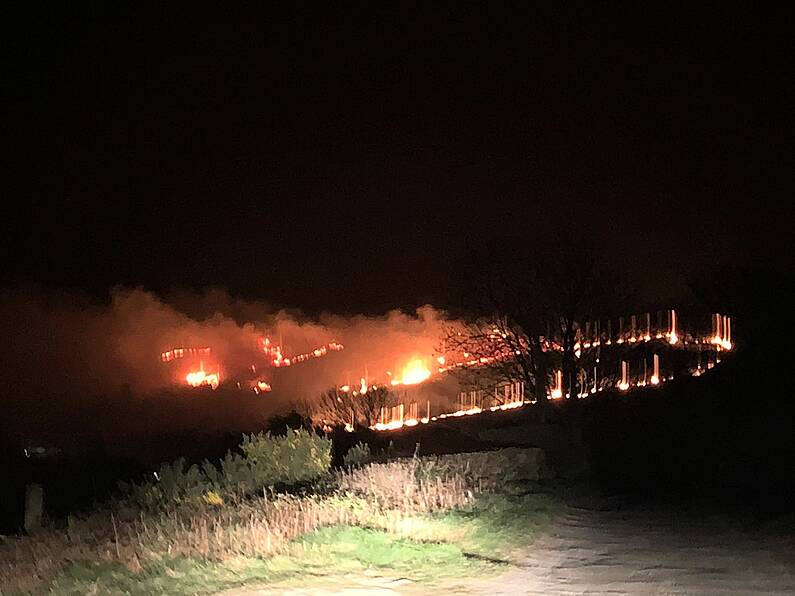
[5,5,792,314]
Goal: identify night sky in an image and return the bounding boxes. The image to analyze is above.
[5,5,792,314]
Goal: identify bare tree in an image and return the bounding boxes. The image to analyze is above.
[445,240,624,403]
[308,386,393,429]
[444,256,551,405]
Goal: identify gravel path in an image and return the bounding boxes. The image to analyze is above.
[223,501,795,595]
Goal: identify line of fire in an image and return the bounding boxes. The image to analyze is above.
[158,309,733,433]
[159,339,345,393]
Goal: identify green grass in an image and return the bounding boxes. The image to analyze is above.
[447,491,561,557]
[45,490,559,595]
[45,530,495,595]
[47,558,259,596]
[281,525,501,581]
[385,490,561,561]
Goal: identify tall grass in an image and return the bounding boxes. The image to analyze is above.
[0,447,542,594]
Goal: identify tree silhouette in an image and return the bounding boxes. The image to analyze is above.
[445,238,627,403]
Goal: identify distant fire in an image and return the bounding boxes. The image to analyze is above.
[162,338,344,392]
[617,361,630,391]
[161,347,211,363]
[254,380,272,394]
[368,310,735,431]
[667,309,679,345]
[550,370,563,399]
[338,357,435,396]
[158,308,732,431]
[710,313,733,350]
[395,359,432,385]
[185,363,220,390]
[266,339,344,368]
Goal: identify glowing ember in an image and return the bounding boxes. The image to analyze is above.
[262,339,344,367]
[710,313,733,350]
[650,354,661,384]
[489,400,523,412]
[617,360,630,391]
[372,420,407,431]
[550,370,563,399]
[161,347,211,363]
[254,380,272,394]
[667,309,679,345]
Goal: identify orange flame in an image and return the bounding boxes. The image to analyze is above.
[398,359,432,385]
[161,347,211,363]
[185,363,220,390]
[550,370,563,399]
[254,380,272,394]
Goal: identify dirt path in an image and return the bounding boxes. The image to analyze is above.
[452,503,795,595]
[223,502,795,595]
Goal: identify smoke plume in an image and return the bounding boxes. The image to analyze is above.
[0,286,450,444]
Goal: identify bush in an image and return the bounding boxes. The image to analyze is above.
[343,442,371,468]
[119,458,212,508]
[239,429,332,492]
[120,429,332,507]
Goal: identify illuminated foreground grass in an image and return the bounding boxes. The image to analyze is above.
[46,492,558,595]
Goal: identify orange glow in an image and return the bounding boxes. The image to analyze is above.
[438,406,483,419]
[397,359,432,385]
[710,314,733,350]
[366,309,734,433]
[161,347,211,363]
[261,339,344,367]
[254,380,272,394]
[668,309,679,345]
[617,360,629,391]
[650,353,660,385]
[372,420,405,431]
[489,400,523,412]
[550,370,563,399]
[185,363,220,390]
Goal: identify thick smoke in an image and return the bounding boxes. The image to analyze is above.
[0,286,450,445]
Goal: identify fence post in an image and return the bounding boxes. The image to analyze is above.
[24,483,44,533]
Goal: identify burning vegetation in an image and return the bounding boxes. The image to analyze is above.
[0,287,734,444]
[306,307,734,433]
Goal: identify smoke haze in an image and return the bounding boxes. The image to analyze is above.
[0,286,450,446]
